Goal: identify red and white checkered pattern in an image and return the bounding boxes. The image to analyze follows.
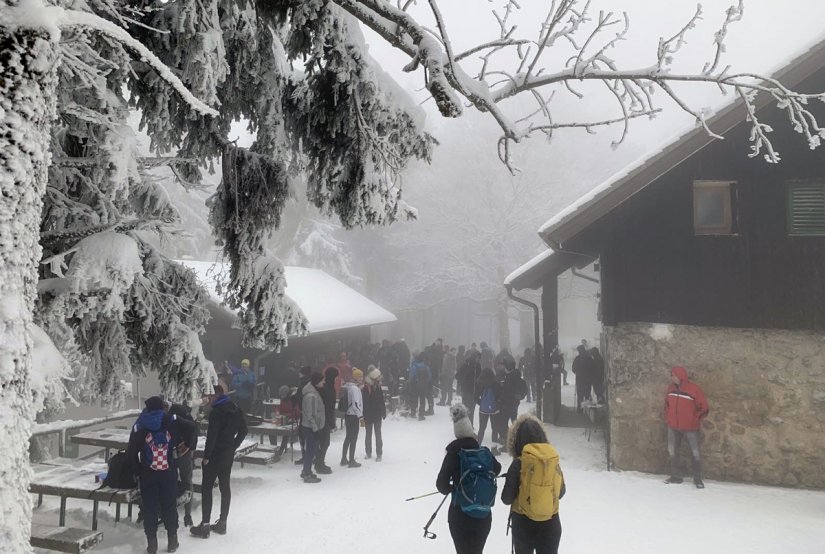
[145,431,171,471]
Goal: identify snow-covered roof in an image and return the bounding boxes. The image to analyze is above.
[504,249,593,291]
[539,35,825,249]
[178,260,396,334]
[504,250,556,289]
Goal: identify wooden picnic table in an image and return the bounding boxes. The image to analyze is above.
[70,428,258,461]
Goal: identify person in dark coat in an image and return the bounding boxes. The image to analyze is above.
[549,346,567,386]
[315,365,338,474]
[190,385,248,539]
[479,342,494,371]
[571,345,595,409]
[437,404,502,554]
[501,414,566,554]
[475,368,502,445]
[127,396,196,554]
[455,351,482,425]
[518,348,536,402]
[408,353,431,420]
[590,347,605,403]
[362,365,387,461]
[502,359,528,425]
[164,399,198,528]
[455,345,466,374]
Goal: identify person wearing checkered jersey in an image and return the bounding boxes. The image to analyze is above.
[127,395,196,554]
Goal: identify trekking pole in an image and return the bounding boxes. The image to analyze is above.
[422,494,448,540]
[404,491,440,501]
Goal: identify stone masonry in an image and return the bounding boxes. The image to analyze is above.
[605,322,825,489]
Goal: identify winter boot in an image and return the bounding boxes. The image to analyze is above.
[348,460,362,468]
[294,457,304,465]
[190,523,210,539]
[694,478,705,489]
[167,531,179,553]
[664,476,683,484]
[315,463,332,474]
[376,455,382,462]
[418,414,425,421]
[365,452,371,459]
[210,519,227,535]
[302,472,321,483]
[146,535,158,554]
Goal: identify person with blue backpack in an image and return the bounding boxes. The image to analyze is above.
[408,353,432,421]
[475,368,502,446]
[436,404,502,553]
[127,395,196,554]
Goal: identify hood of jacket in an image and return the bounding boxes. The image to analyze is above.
[137,409,164,432]
[671,366,689,383]
[507,413,549,458]
[445,436,480,455]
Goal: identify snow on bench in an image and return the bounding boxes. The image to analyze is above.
[30,524,102,553]
[238,444,282,466]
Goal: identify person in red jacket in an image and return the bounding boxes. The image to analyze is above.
[663,366,709,488]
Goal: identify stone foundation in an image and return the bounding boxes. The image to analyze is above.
[605,322,825,489]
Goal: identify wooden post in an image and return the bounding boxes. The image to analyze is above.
[542,276,560,423]
[92,500,98,531]
[58,430,65,458]
[59,497,66,527]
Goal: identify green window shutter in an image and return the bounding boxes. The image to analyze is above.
[787,182,825,236]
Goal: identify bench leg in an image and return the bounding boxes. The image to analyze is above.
[92,500,99,531]
[59,497,66,527]
[128,502,133,520]
[37,493,43,508]
[116,502,121,524]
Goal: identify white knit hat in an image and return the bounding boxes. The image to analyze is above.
[450,404,475,440]
[366,366,382,385]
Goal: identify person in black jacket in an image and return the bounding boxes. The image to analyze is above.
[164,398,198,528]
[190,385,247,539]
[127,396,196,554]
[292,366,312,465]
[475,368,502,446]
[315,365,338,474]
[501,359,528,426]
[362,366,386,461]
[455,352,482,425]
[572,345,595,409]
[436,404,501,554]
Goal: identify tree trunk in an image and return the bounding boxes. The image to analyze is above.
[0,14,59,552]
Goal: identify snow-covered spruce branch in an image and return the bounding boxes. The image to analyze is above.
[53,156,199,169]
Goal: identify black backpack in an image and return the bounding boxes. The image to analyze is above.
[103,450,137,489]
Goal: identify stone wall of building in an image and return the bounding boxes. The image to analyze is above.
[605,322,825,489]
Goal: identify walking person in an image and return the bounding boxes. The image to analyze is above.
[409,353,432,420]
[436,404,502,554]
[664,366,709,488]
[475,368,501,446]
[190,385,248,539]
[439,346,457,406]
[128,396,196,553]
[300,372,326,483]
[315,366,338,475]
[571,345,594,409]
[164,398,198,528]
[340,368,364,467]
[363,365,386,461]
[501,414,566,554]
[456,351,481,425]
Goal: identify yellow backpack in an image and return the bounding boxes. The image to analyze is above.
[514,443,563,521]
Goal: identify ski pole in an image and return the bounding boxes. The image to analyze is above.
[423,494,449,540]
[405,491,440,502]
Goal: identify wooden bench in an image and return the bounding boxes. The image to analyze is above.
[30,524,102,553]
[238,444,281,467]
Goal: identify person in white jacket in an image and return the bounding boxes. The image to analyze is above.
[340,368,365,468]
[301,373,325,483]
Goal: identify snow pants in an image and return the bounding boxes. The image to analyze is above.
[139,468,178,538]
[511,512,562,554]
[667,428,702,480]
[177,450,193,520]
[448,505,491,554]
[364,418,383,458]
[200,453,234,524]
[477,413,493,444]
[342,415,360,462]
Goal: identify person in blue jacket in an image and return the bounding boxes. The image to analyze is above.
[232,358,256,414]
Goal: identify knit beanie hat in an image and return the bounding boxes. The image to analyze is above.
[352,367,364,382]
[366,365,381,385]
[450,404,475,440]
[145,396,165,412]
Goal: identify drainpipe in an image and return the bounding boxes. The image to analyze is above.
[505,285,543,421]
[572,267,599,284]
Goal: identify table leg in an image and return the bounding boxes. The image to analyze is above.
[116,502,121,523]
[92,500,99,531]
[104,448,110,462]
[59,497,66,527]
[37,493,43,508]
[128,502,133,520]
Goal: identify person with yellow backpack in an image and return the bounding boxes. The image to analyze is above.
[501,414,566,554]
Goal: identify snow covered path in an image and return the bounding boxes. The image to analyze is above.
[34,402,825,553]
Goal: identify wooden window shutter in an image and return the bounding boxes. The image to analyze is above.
[787,181,825,236]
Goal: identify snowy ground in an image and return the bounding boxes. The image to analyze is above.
[33,392,825,553]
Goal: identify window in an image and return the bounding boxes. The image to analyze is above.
[693,180,734,235]
[787,180,825,236]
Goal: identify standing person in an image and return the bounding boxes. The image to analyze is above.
[664,366,709,488]
[292,366,312,465]
[190,385,248,539]
[466,342,480,362]
[456,351,482,425]
[426,339,444,415]
[128,396,195,554]
[436,404,502,554]
[479,342,494,371]
[502,359,528,426]
[315,366,338,475]
[519,348,536,403]
[164,398,198,528]
[271,385,300,456]
[339,368,365,467]
[363,365,386,461]
[455,345,466,373]
[590,347,606,403]
[475,368,501,445]
[231,359,256,414]
[501,414,566,554]
[439,346,457,406]
[337,351,353,385]
[571,345,594,409]
[408,353,432,420]
[548,346,567,386]
[299,372,326,483]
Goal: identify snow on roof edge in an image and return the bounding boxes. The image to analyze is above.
[504,249,555,286]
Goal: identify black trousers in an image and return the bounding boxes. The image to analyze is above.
[448,506,491,554]
[341,415,360,462]
[177,451,193,519]
[364,418,383,457]
[511,512,562,554]
[200,454,234,524]
[139,469,178,537]
[315,426,331,468]
[460,391,476,425]
[477,413,492,443]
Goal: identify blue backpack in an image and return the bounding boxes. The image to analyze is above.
[479,387,497,414]
[454,447,497,518]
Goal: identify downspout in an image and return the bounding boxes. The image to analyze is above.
[505,284,543,421]
[572,267,599,284]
